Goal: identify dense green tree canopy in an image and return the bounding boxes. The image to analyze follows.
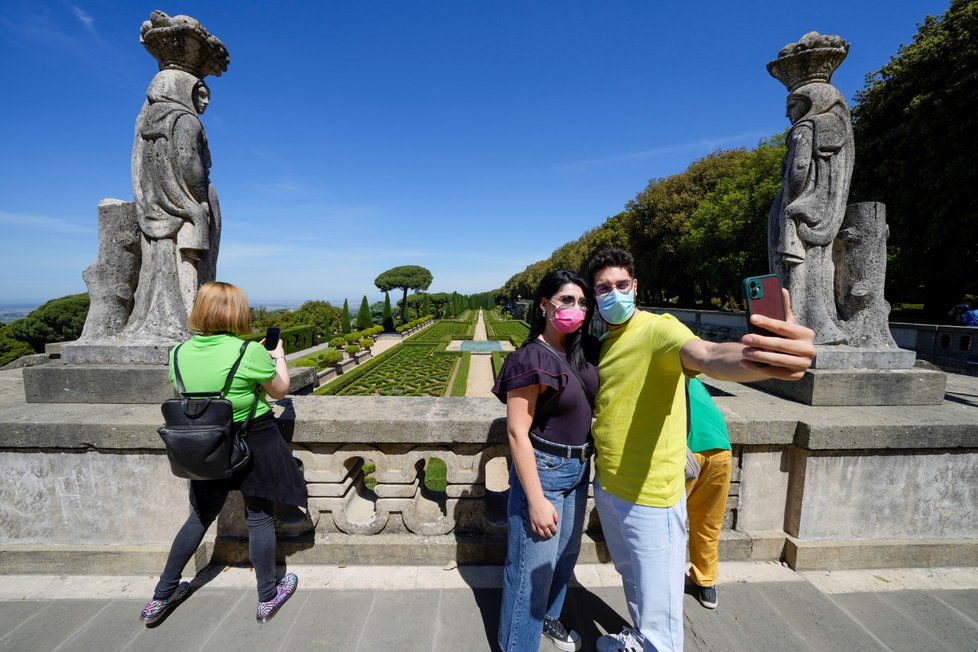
[251,301,339,339]
[374,265,433,324]
[8,293,90,352]
[287,301,340,338]
[500,137,784,308]
[0,324,35,366]
[850,0,978,315]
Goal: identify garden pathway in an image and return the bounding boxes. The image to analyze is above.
[465,310,495,398]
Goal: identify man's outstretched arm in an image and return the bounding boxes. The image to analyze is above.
[680,290,816,382]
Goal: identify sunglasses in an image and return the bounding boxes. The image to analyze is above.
[594,280,633,297]
[550,295,591,310]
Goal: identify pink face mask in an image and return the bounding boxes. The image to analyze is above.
[549,305,586,334]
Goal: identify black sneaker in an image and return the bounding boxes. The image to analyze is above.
[697,584,718,609]
[542,618,582,651]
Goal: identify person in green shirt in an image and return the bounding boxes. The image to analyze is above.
[141,282,307,627]
[685,377,732,610]
[587,248,815,652]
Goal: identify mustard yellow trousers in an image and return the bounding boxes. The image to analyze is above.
[684,449,732,587]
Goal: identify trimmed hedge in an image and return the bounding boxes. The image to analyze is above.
[450,352,471,396]
[242,324,317,355]
[293,349,344,370]
[395,315,434,333]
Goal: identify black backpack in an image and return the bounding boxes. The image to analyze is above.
[157,341,259,480]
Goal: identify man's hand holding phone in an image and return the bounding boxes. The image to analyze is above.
[740,276,816,380]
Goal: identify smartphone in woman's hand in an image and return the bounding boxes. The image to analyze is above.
[263,327,281,351]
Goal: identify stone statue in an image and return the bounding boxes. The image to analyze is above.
[70,11,229,363]
[124,12,228,341]
[767,33,854,345]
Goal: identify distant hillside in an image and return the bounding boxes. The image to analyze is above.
[0,306,38,324]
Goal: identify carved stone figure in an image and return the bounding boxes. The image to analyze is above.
[767,33,854,345]
[123,12,228,341]
[833,202,897,348]
[64,11,229,368]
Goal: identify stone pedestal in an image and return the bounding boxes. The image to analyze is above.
[22,361,317,403]
[22,363,174,404]
[62,340,178,365]
[812,344,916,370]
[753,362,947,406]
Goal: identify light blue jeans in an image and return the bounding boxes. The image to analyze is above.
[593,477,687,652]
[498,450,590,652]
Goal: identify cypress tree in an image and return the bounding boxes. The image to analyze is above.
[356,296,372,330]
[341,299,351,334]
[382,292,394,331]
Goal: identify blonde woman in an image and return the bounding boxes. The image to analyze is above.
[141,282,307,625]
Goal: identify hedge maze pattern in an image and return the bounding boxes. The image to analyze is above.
[485,313,529,346]
[321,318,475,396]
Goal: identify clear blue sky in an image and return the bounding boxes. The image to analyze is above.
[0,0,949,307]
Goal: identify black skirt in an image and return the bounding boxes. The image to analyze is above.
[190,413,308,508]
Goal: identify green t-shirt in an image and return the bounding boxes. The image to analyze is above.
[168,334,276,422]
[686,377,731,453]
[593,310,698,508]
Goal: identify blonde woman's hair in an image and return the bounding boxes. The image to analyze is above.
[187,282,252,335]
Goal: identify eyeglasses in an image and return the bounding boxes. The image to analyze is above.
[594,280,633,297]
[550,295,590,310]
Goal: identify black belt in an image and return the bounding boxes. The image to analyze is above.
[530,434,594,462]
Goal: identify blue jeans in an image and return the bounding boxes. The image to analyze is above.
[498,450,590,652]
[594,477,687,652]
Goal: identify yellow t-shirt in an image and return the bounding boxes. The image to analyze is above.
[593,310,698,507]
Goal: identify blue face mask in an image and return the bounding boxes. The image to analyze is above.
[597,289,635,325]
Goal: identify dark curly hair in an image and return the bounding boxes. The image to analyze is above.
[586,248,634,285]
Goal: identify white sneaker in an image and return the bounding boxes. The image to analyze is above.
[596,626,642,652]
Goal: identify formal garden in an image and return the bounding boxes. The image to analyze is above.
[316,311,479,396]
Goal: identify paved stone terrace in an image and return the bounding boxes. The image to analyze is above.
[1,563,976,651]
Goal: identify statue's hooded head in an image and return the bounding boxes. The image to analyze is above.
[144,69,201,114]
[787,82,849,125]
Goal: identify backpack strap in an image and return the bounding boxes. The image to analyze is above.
[171,343,187,395]
[225,341,261,438]
[220,342,251,397]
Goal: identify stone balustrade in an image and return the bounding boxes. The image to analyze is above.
[640,306,978,373]
[1,377,976,575]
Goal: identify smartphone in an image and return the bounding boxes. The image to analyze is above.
[742,275,786,337]
[263,327,281,351]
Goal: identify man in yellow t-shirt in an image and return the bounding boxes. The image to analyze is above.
[587,248,815,652]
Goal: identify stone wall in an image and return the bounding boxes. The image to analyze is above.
[642,305,978,374]
[1,377,976,573]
